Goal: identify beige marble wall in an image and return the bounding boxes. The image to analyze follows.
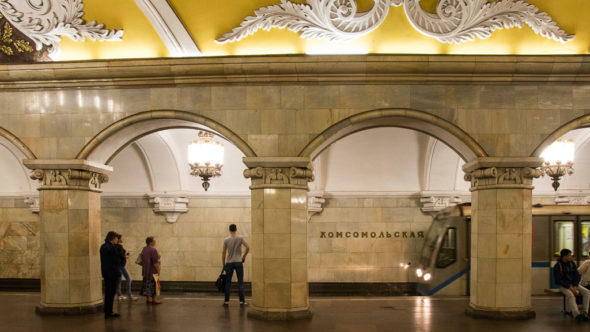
[1,83,589,161]
[101,196,252,283]
[309,196,432,283]
[1,195,442,285]
[0,197,39,278]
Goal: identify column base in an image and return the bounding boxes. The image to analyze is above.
[247,307,313,321]
[465,306,535,320]
[36,302,103,315]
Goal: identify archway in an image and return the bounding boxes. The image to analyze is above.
[301,109,483,297]
[77,110,257,165]
[299,109,487,162]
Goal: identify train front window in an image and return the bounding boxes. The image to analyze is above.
[421,222,445,267]
[436,228,457,268]
[554,221,575,257]
[581,222,590,258]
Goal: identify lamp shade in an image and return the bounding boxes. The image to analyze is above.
[540,139,574,165]
[187,132,224,166]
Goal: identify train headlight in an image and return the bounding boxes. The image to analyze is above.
[416,269,423,278]
[424,273,432,281]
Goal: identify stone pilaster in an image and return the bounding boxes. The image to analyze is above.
[243,157,313,320]
[24,159,112,315]
[463,157,542,320]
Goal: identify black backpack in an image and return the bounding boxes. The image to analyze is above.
[215,269,226,292]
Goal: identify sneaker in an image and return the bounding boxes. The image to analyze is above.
[575,314,585,321]
[240,301,248,306]
[223,301,229,306]
[129,295,138,301]
[118,296,127,301]
[105,313,120,318]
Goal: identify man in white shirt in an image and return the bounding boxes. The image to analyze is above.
[222,224,250,305]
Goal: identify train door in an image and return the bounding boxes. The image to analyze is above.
[532,215,550,294]
[550,216,590,288]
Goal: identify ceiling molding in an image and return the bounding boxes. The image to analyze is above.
[131,142,156,192]
[134,0,200,57]
[2,55,589,89]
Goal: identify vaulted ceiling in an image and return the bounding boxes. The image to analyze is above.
[0,0,588,63]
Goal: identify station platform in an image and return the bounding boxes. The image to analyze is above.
[1,292,588,332]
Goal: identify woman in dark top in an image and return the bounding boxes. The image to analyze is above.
[115,234,137,301]
[140,236,162,304]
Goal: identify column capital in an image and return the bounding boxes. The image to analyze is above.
[243,157,314,190]
[23,159,112,192]
[462,157,543,191]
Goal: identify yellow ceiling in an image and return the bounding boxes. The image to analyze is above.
[56,0,589,61]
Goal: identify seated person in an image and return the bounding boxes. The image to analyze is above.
[554,249,590,320]
[579,259,590,287]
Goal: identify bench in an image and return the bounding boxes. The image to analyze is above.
[544,288,583,315]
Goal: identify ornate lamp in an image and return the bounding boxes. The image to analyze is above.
[540,139,574,191]
[187,131,224,191]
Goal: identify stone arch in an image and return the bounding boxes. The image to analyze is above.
[298,109,487,161]
[0,127,37,160]
[531,114,590,157]
[77,110,257,165]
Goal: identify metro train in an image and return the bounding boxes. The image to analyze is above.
[416,203,590,296]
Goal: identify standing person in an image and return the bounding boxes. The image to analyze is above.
[222,224,250,305]
[140,236,162,304]
[100,231,122,318]
[115,234,137,301]
[554,248,590,320]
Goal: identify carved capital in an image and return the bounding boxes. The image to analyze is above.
[24,159,112,192]
[243,157,314,190]
[244,166,314,190]
[148,195,189,223]
[465,167,542,191]
[30,168,109,192]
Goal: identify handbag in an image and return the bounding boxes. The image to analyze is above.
[215,268,226,292]
[153,274,161,296]
[135,252,143,266]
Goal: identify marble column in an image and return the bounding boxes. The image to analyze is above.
[463,157,542,320]
[243,157,314,320]
[24,160,112,315]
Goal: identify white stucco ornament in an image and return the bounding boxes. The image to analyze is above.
[216,0,573,44]
[0,0,123,57]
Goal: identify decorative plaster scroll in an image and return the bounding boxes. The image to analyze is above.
[308,191,325,221]
[420,194,462,213]
[217,0,573,45]
[0,0,123,57]
[148,195,188,223]
[24,196,39,214]
[134,0,200,56]
[555,194,590,206]
[30,168,109,192]
[244,166,314,190]
[464,166,542,191]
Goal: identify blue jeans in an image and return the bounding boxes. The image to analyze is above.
[116,266,132,297]
[224,262,245,302]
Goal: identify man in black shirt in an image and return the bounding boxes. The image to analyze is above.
[100,231,122,318]
[554,248,590,320]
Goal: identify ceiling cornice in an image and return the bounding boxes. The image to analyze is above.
[0,54,589,89]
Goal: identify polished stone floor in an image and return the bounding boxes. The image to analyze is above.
[1,292,588,332]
